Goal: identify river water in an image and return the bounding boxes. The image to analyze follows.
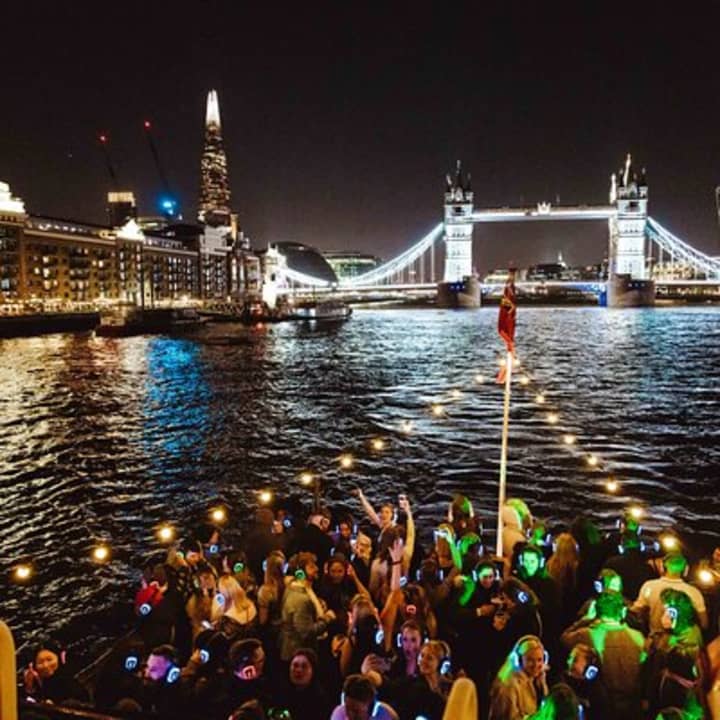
[1,307,719,655]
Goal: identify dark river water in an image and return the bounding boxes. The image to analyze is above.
[2,307,720,657]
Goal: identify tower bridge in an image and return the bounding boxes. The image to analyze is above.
[274,155,720,308]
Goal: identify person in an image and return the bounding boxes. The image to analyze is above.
[648,644,706,720]
[490,577,543,675]
[23,640,88,705]
[330,673,399,720]
[603,530,657,601]
[93,639,146,713]
[244,508,284,582]
[179,629,230,717]
[275,648,332,720]
[547,533,580,623]
[501,499,533,559]
[350,531,374,590]
[489,635,549,720]
[442,677,478,720]
[390,639,450,720]
[318,552,371,635]
[528,683,582,720]
[279,552,336,661]
[138,644,185,717]
[256,550,286,660]
[212,574,259,643]
[560,643,610,719]
[219,638,273,716]
[292,506,335,570]
[185,561,218,639]
[632,553,708,633]
[561,590,646,720]
[354,488,397,550]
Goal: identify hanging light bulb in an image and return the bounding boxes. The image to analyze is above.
[92,544,110,563]
[519,375,530,386]
[339,454,354,469]
[586,454,599,467]
[535,393,545,404]
[400,420,414,434]
[12,564,33,582]
[371,438,385,451]
[563,434,576,445]
[605,479,619,493]
[157,524,175,543]
[210,507,227,524]
[546,412,559,424]
[450,389,462,400]
[474,374,485,384]
[431,404,444,417]
[258,490,274,505]
[299,471,314,486]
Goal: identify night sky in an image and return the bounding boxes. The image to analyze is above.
[3,3,720,273]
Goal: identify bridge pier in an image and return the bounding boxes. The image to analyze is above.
[607,155,655,307]
[438,161,481,308]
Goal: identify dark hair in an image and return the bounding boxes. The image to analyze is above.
[290,647,318,673]
[149,644,178,664]
[342,674,376,704]
[229,639,263,672]
[194,630,230,666]
[544,683,581,720]
[660,588,697,634]
[595,591,625,621]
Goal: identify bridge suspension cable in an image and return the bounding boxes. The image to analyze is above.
[646,217,720,279]
[340,222,444,287]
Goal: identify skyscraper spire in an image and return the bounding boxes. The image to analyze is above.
[206,89,221,128]
[198,89,231,225]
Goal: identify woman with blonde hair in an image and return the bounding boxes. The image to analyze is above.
[211,574,258,643]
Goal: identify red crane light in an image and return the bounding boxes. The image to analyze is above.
[143,120,152,130]
[99,134,107,143]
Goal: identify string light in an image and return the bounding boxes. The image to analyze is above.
[339,454,354,470]
[400,420,414,434]
[519,375,530,386]
[605,479,619,493]
[210,507,227,524]
[660,534,679,551]
[535,393,545,404]
[12,564,33,582]
[474,374,485,384]
[299,471,315,486]
[450,389,462,400]
[628,505,644,520]
[512,357,521,369]
[546,412,559,424]
[371,438,385,451]
[586,454,599,467]
[431,404,445,417]
[92,545,110,563]
[563,434,576,445]
[258,490,274,505]
[697,568,715,586]
[157,524,175,543]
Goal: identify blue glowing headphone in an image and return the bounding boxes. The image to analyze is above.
[511,635,548,670]
[165,664,181,684]
[584,663,599,681]
[124,653,140,672]
[666,605,678,629]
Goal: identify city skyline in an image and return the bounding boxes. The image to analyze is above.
[2,3,720,272]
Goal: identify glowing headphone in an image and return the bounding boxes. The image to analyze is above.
[666,605,679,629]
[341,691,380,718]
[294,568,306,581]
[124,653,140,672]
[207,544,219,555]
[439,643,452,676]
[164,659,181,684]
[215,592,225,606]
[199,648,210,664]
[511,635,548,670]
[233,561,245,574]
[584,663,599,681]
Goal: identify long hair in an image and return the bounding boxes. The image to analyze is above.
[212,574,250,621]
[547,533,579,592]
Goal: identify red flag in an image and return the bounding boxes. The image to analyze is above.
[496,270,517,383]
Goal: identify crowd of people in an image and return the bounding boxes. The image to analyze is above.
[19,490,720,719]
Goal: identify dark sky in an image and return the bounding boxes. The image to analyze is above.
[2,2,720,272]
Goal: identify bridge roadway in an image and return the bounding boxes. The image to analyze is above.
[471,206,616,222]
[281,278,720,301]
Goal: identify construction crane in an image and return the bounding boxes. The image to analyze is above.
[97,132,119,190]
[143,119,179,219]
[97,132,136,227]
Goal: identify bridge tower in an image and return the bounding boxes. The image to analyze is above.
[607,154,655,306]
[438,161,480,307]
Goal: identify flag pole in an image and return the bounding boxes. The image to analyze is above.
[496,349,513,557]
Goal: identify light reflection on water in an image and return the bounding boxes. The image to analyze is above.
[1,306,719,653]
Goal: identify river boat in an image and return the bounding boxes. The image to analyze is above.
[95,307,205,337]
[288,299,353,322]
